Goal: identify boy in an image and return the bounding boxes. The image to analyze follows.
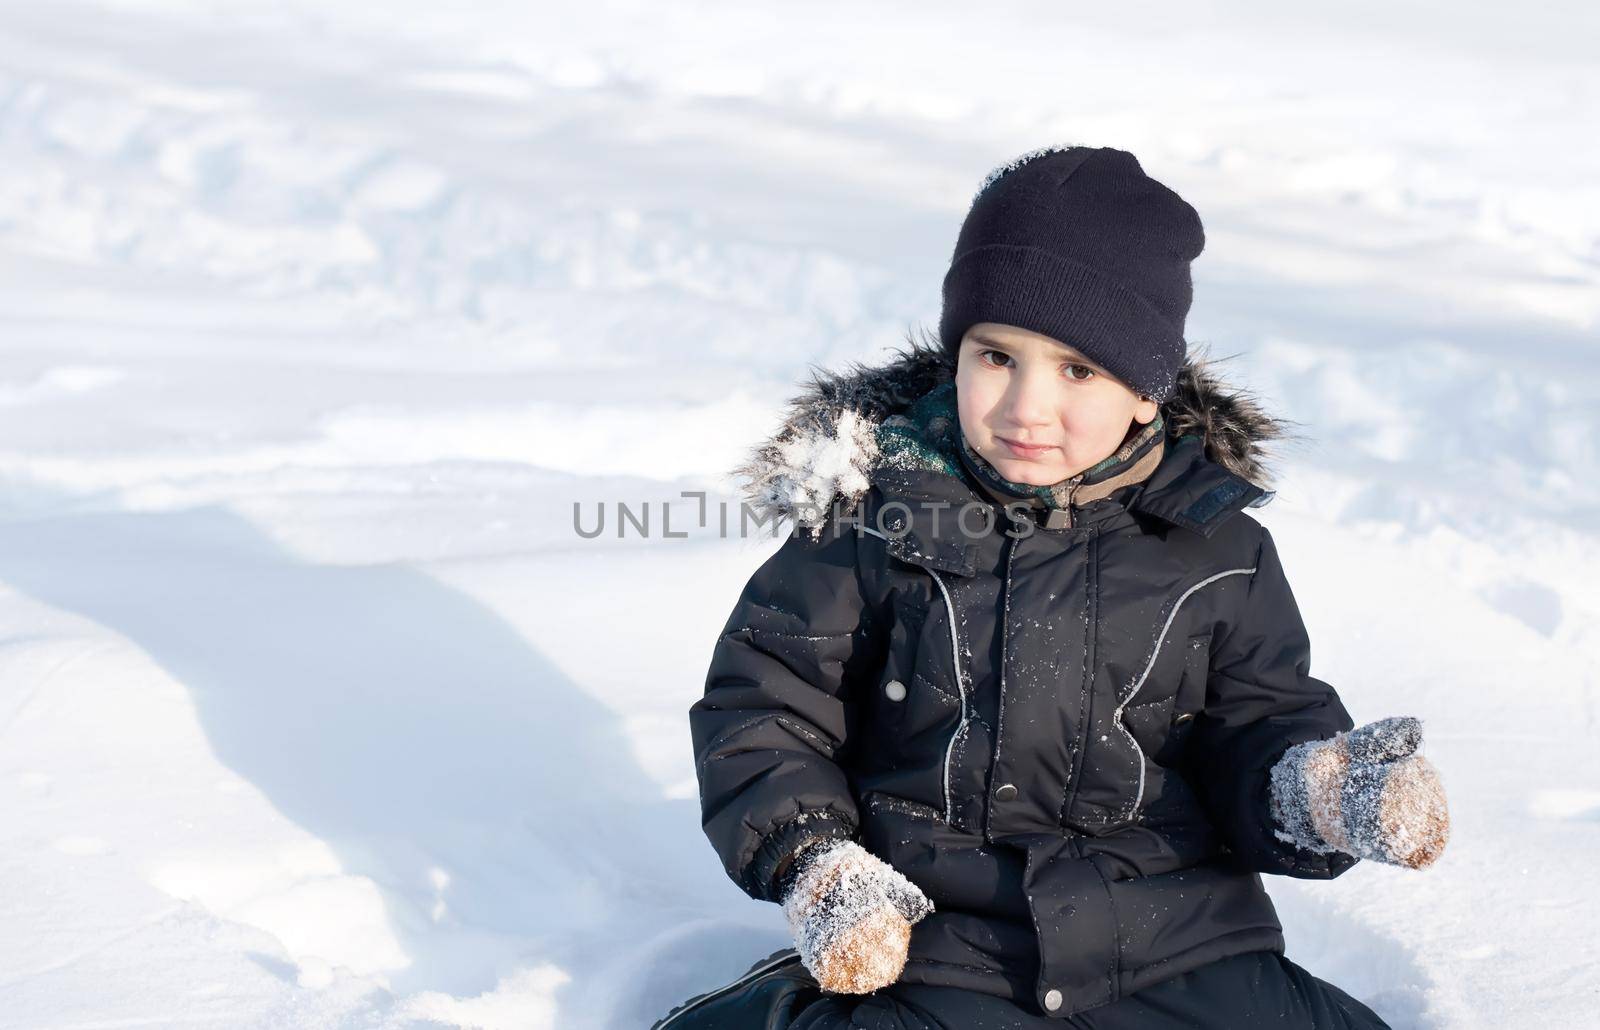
[660,146,1448,1029]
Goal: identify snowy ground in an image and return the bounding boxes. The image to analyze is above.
[1,2,1597,1027]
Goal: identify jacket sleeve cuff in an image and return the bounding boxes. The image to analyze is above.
[1219,734,1360,879]
[747,810,856,902]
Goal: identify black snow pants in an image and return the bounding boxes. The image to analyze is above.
[651,948,1392,1030]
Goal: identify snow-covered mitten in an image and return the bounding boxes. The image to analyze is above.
[1269,716,1450,869]
[778,837,934,994]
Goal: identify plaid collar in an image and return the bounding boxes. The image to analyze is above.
[875,381,1166,514]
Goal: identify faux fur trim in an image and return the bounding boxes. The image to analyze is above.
[1165,344,1292,492]
[732,326,1294,530]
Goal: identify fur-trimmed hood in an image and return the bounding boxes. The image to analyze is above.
[733,329,1292,531]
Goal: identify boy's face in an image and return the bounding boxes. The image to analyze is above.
[954,322,1160,486]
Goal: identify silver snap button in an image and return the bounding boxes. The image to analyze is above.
[993,783,1018,802]
[1043,988,1063,1012]
[1174,712,1195,724]
[884,679,907,702]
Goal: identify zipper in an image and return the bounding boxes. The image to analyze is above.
[1036,474,1080,531]
[982,516,1023,840]
[1058,529,1101,821]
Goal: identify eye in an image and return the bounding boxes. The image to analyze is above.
[979,348,1014,369]
[1064,363,1096,382]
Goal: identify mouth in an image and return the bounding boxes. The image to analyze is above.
[996,436,1058,460]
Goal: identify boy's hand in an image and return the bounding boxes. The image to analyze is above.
[1269,716,1450,869]
[779,838,933,994]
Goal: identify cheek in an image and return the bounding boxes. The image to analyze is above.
[1059,393,1133,450]
[955,378,1001,438]
[1057,404,1102,438]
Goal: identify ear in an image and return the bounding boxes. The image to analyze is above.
[1133,394,1160,425]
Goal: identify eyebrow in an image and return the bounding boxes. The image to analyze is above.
[969,332,1096,366]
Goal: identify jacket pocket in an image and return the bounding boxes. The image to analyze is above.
[872,595,929,733]
[859,789,1033,920]
[885,593,929,676]
[1121,632,1211,768]
[1164,632,1211,758]
[866,594,967,781]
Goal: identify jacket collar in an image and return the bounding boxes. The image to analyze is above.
[956,411,1168,530]
[732,331,1285,556]
[873,378,1168,527]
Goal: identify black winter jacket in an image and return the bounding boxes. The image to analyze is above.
[690,340,1360,1019]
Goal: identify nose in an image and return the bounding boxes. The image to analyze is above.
[1001,367,1055,430]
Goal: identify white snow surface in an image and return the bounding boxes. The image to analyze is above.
[1,2,1596,1027]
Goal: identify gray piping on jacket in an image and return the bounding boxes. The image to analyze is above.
[1113,566,1257,816]
[926,566,967,825]
[859,525,968,825]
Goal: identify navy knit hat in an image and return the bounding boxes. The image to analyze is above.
[939,144,1205,404]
